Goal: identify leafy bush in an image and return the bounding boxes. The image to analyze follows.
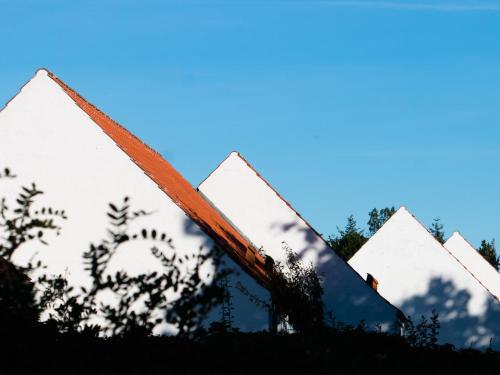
[404,310,441,349]
[0,169,230,337]
[238,242,324,334]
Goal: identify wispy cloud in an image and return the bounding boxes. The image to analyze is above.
[300,1,500,11]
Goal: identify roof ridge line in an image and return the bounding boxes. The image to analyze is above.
[44,71,270,286]
[360,207,499,301]
[445,232,500,300]
[46,71,164,162]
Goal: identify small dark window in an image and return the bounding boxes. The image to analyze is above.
[366,273,379,291]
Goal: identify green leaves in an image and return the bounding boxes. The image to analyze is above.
[429,218,445,244]
[368,207,396,236]
[478,239,499,271]
[328,215,368,261]
[268,243,324,334]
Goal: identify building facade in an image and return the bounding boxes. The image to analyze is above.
[349,207,500,350]
[0,70,270,333]
[198,151,403,332]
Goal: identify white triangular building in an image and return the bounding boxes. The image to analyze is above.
[0,69,271,333]
[198,151,403,331]
[349,207,500,349]
[444,232,500,300]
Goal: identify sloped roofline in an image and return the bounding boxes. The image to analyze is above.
[354,207,498,301]
[199,151,327,241]
[445,231,499,299]
[199,151,406,319]
[17,69,270,286]
[398,210,497,300]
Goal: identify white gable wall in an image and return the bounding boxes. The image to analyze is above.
[444,232,500,300]
[349,207,500,349]
[0,71,269,333]
[198,152,401,331]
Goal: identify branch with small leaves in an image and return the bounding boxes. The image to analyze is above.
[75,197,232,336]
[0,169,66,278]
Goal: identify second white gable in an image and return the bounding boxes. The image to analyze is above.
[199,152,401,330]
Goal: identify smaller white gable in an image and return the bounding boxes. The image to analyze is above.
[444,232,500,300]
[199,152,402,331]
[349,207,500,350]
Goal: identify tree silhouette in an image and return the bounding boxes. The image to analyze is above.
[429,218,445,244]
[367,207,396,236]
[478,239,499,271]
[328,215,367,261]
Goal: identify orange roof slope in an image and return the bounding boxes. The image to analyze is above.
[46,70,269,285]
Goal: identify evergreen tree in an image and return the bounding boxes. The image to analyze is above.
[429,218,445,244]
[478,239,499,271]
[328,215,368,261]
[367,207,396,235]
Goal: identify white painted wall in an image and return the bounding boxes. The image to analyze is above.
[444,232,500,300]
[0,70,269,333]
[349,207,500,350]
[198,152,402,331]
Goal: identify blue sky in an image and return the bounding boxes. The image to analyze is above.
[1,0,499,246]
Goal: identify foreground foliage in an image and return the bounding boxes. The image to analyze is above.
[0,168,229,336]
[2,167,499,373]
[1,324,499,375]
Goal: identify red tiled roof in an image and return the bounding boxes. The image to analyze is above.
[46,70,270,286]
